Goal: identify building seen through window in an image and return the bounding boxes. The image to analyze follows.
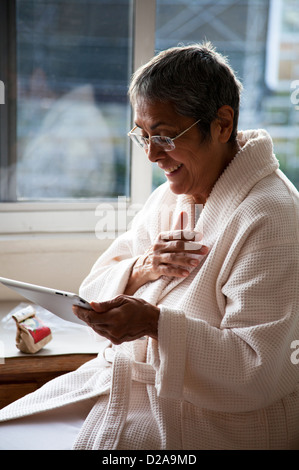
[153,0,299,190]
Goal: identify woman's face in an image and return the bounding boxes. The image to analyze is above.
[134,99,233,204]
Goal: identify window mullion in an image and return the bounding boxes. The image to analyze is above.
[0,0,17,202]
[130,0,156,205]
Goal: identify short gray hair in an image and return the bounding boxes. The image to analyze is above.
[128,42,242,142]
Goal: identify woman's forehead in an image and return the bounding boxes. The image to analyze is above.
[134,99,181,129]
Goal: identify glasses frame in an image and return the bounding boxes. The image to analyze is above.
[128,118,201,152]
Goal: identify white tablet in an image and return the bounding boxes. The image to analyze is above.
[0,277,92,326]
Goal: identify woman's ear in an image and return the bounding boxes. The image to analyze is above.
[213,105,234,143]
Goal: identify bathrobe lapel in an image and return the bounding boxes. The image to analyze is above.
[151,130,279,304]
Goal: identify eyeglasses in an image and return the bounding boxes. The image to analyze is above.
[127,119,201,152]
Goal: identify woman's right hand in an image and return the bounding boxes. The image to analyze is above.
[124,211,209,295]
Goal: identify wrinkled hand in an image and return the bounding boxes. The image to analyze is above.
[125,211,209,294]
[72,295,160,345]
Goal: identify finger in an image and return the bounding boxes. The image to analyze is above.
[90,301,111,313]
[72,305,109,325]
[182,241,203,251]
[154,263,190,278]
[90,295,129,313]
[165,229,201,242]
[158,229,196,243]
[72,305,93,324]
[72,305,88,317]
[173,211,188,231]
[157,252,203,268]
[158,208,202,242]
[156,239,207,254]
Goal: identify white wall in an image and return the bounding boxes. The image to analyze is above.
[0,236,112,300]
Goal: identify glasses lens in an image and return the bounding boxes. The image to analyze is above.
[152,136,175,151]
[130,134,145,149]
[129,133,175,152]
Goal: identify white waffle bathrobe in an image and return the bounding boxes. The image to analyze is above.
[1,129,299,450]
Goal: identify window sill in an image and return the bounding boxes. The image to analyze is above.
[0,200,126,234]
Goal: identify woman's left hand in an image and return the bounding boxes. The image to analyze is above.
[72,295,160,344]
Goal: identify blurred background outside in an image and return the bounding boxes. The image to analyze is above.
[4,0,299,201]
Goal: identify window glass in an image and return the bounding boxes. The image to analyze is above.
[14,0,132,200]
[154,0,299,190]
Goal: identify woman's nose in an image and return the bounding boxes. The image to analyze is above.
[146,141,166,162]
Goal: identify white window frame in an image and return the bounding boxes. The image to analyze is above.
[0,0,156,299]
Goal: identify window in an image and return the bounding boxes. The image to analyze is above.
[0,0,155,237]
[153,0,299,190]
[2,0,133,201]
[0,0,298,234]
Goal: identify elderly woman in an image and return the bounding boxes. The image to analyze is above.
[1,42,299,450]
